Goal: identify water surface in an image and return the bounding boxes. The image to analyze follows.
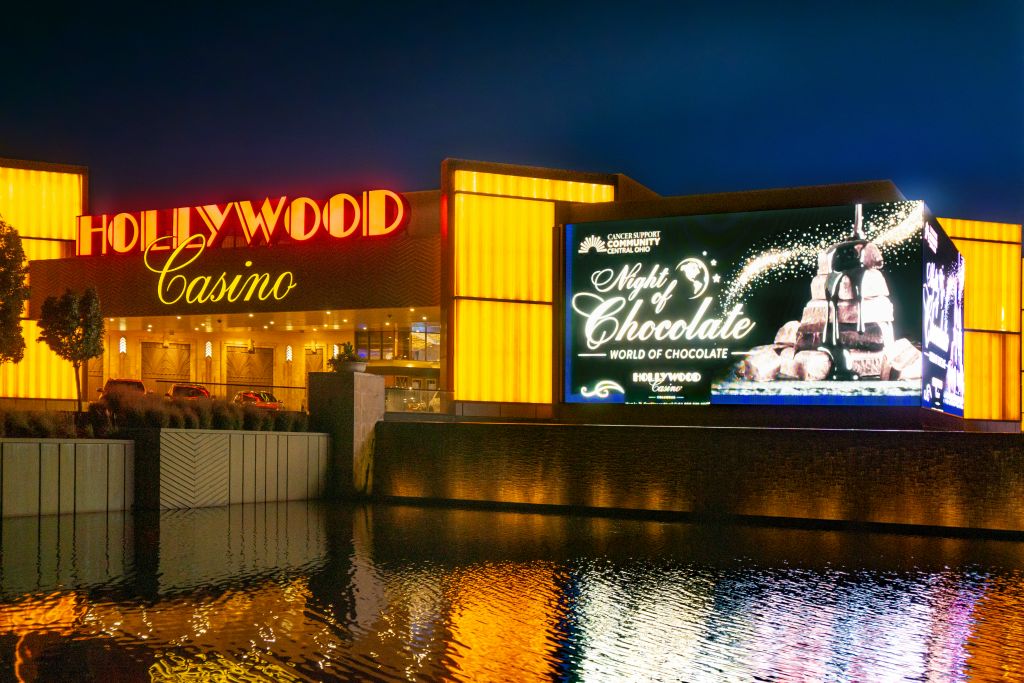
[2,502,1023,681]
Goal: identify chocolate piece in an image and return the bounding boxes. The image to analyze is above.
[794,350,832,381]
[818,241,884,274]
[797,322,893,351]
[800,298,894,325]
[842,349,885,377]
[774,320,800,346]
[882,338,922,380]
[810,270,889,301]
[778,346,798,378]
[740,346,782,381]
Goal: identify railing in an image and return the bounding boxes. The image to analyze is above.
[138,381,309,413]
[385,388,448,413]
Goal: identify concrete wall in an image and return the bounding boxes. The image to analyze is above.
[0,438,134,517]
[309,371,385,497]
[135,429,330,510]
[374,422,1024,533]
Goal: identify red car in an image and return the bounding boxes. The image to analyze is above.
[232,390,283,411]
[99,378,146,400]
[166,383,211,400]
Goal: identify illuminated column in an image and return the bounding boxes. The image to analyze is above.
[940,217,1023,426]
[0,160,85,400]
[445,167,615,405]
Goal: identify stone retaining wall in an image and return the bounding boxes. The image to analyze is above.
[0,438,134,517]
[374,422,1024,533]
[134,429,330,510]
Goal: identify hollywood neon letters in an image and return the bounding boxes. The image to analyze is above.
[571,262,756,350]
[144,235,297,305]
[77,189,409,256]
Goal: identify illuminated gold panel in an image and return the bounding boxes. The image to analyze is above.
[0,322,77,400]
[453,299,551,403]
[454,193,554,302]
[453,170,614,203]
[0,163,84,400]
[22,238,66,262]
[0,165,83,240]
[952,239,1021,332]
[939,217,1021,244]
[964,331,1020,421]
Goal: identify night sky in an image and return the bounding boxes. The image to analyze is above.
[3,4,1022,222]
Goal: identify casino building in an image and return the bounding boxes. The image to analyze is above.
[1,157,1020,431]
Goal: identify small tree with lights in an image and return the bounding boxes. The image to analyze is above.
[37,287,105,415]
[0,216,30,366]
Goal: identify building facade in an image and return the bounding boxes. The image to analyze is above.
[1,157,1020,430]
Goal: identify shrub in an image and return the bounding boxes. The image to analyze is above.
[143,406,170,430]
[27,412,57,438]
[272,411,295,432]
[291,411,309,432]
[192,399,213,429]
[182,406,200,429]
[5,411,30,436]
[242,406,262,431]
[87,402,111,438]
[211,400,241,430]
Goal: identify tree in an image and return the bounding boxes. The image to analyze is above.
[0,216,30,365]
[37,287,105,413]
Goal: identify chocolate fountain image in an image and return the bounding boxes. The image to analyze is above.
[739,204,922,383]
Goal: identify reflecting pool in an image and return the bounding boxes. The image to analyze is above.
[2,502,1024,681]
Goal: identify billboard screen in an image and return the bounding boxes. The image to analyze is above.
[565,201,964,413]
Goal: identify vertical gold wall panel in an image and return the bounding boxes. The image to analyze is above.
[940,217,1022,244]
[450,170,613,404]
[0,162,85,401]
[453,170,615,203]
[941,217,1023,426]
[453,300,552,404]
[454,194,554,302]
[0,166,82,240]
[21,238,67,262]
[964,331,1020,421]
[952,239,1021,332]
[0,321,77,400]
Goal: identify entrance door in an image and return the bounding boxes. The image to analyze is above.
[226,345,275,400]
[141,342,191,395]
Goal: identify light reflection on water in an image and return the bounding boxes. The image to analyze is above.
[1,503,1024,681]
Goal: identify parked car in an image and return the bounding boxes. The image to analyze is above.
[232,390,283,411]
[165,383,211,400]
[98,378,146,400]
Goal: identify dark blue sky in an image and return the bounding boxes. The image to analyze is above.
[3,3,1022,222]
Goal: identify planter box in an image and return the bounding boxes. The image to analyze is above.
[134,428,330,510]
[0,438,134,517]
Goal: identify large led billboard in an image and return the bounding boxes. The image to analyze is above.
[565,201,965,414]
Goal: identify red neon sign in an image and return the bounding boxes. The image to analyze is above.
[77,189,409,256]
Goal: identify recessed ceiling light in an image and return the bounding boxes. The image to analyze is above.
[176,316,181,320]
[248,313,253,318]
[325,311,331,315]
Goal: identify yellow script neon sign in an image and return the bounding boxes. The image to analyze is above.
[144,235,297,305]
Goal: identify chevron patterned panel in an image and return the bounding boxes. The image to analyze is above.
[159,430,231,509]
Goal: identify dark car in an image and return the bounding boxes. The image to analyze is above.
[232,390,283,411]
[166,383,211,400]
[98,378,146,400]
